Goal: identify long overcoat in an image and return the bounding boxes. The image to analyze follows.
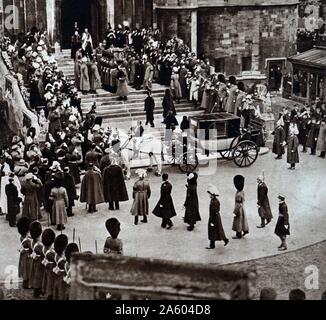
[62,173,78,207]
[287,135,299,164]
[103,165,129,203]
[184,184,201,226]
[275,202,290,237]
[257,182,273,220]
[80,169,105,205]
[208,197,227,241]
[232,191,249,233]
[21,179,43,220]
[152,181,176,219]
[316,122,326,152]
[50,187,69,225]
[130,179,151,216]
[272,126,285,156]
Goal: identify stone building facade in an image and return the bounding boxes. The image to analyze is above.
[1,0,299,76]
[155,0,299,78]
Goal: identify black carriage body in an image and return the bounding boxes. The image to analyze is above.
[189,113,241,141]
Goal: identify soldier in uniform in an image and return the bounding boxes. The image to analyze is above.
[232,175,249,239]
[17,217,32,289]
[275,194,290,251]
[63,243,80,300]
[41,229,56,298]
[29,221,43,298]
[52,234,68,300]
[103,218,123,255]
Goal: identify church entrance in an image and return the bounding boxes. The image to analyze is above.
[60,0,107,49]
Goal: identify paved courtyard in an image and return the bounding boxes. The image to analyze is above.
[0,147,325,280]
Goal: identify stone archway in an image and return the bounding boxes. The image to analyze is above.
[59,0,107,49]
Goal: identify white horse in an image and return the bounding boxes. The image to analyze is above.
[108,129,165,179]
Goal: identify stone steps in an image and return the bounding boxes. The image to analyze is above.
[56,49,201,128]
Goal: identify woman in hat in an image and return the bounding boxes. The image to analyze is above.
[162,88,176,121]
[287,127,299,170]
[275,194,290,251]
[206,184,229,248]
[131,169,151,225]
[184,173,201,231]
[232,175,249,239]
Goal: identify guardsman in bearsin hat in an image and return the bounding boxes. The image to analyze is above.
[17,217,32,289]
[29,221,44,297]
[52,234,68,300]
[64,243,80,300]
[104,218,123,255]
[232,175,249,239]
[41,229,56,298]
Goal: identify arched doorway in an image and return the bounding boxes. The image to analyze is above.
[60,0,107,49]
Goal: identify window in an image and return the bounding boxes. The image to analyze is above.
[242,56,252,72]
[215,58,225,73]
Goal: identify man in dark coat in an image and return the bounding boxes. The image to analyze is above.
[144,91,155,128]
[103,159,129,211]
[80,163,104,213]
[153,173,176,229]
[275,194,290,251]
[5,177,21,227]
[272,119,286,159]
[44,174,56,225]
[62,167,78,217]
[206,184,228,249]
[287,129,299,170]
[184,173,201,231]
[256,175,273,228]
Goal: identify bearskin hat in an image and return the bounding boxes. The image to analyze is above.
[229,75,237,85]
[65,243,79,262]
[105,218,121,239]
[234,175,245,192]
[54,234,68,254]
[29,221,42,240]
[17,217,30,236]
[237,81,245,92]
[42,229,56,247]
[218,74,226,84]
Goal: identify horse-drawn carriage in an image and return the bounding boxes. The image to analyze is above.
[174,112,262,173]
[114,112,263,177]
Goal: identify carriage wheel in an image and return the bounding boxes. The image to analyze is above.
[233,141,258,168]
[219,137,239,160]
[179,152,199,173]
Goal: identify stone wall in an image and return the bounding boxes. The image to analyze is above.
[197,4,298,75]
[69,253,256,300]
